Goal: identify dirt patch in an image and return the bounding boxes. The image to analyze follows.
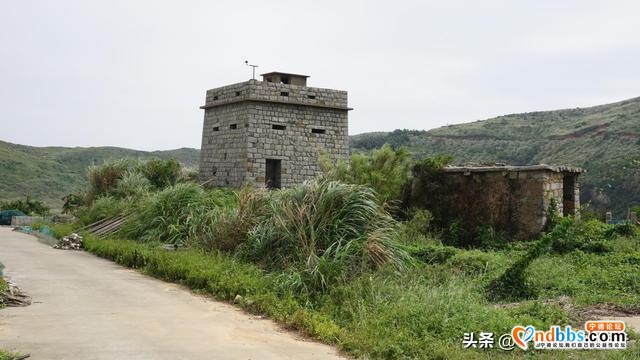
[495,296,640,330]
[572,304,640,325]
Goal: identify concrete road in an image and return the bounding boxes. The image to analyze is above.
[0,227,344,360]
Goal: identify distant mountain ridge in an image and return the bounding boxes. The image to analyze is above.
[2,96,639,215]
[0,140,199,209]
[351,96,640,216]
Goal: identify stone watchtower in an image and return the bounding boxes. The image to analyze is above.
[199,72,350,188]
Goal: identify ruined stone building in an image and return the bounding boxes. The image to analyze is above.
[407,165,585,239]
[199,72,350,188]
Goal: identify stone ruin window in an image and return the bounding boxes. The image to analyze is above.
[235,91,241,96]
[311,128,326,134]
[272,124,286,130]
[213,95,219,100]
[280,76,290,84]
[307,94,316,99]
[280,91,289,97]
[212,126,219,132]
[229,124,237,129]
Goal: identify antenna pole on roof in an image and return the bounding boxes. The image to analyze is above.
[244,60,258,80]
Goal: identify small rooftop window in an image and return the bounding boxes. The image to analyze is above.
[213,95,219,101]
[280,91,289,97]
[235,91,241,96]
[311,128,326,134]
[307,94,316,99]
[272,124,286,130]
[229,124,237,129]
[213,126,219,132]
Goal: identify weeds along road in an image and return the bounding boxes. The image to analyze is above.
[0,227,344,360]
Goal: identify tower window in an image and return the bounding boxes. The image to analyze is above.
[307,94,316,99]
[272,124,286,130]
[230,124,237,129]
[235,91,241,96]
[213,126,219,131]
[312,128,326,134]
[213,95,219,101]
[280,91,289,96]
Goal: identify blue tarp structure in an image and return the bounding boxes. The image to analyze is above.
[0,209,26,225]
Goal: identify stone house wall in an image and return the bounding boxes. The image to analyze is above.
[406,166,583,240]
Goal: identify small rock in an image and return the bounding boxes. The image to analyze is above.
[233,294,243,304]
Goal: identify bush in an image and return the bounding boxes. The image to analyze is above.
[403,208,433,237]
[446,250,503,275]
[189,188,270,252]
[76,195,128,224]
[548,217,610,254]
[606,223,638,238]
[86,158,184,203]
[241,179,412,292]
[0,196,49,216]
[111,171,152,199]
[408,244,459,264]
[142,159,181,189]
[487,235,552,301]
[120,183,234,244]
[322,144,413,204]
[86,159,134,202]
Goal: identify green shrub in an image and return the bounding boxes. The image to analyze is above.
[548,217,610,254]
[0,196,49,216]
[120,183,234,244]
[142,159,181,189]
[86,159,135,202]
[241,179,412,292]
[77,195,128,224]
[605,223,638,238]
[322,144,413,204]
[404,208,433,237]
[487,235,552,301]
[111,171,152,199]
[189,188,269,252]
[409,244,459,264]
[445,250,504,276]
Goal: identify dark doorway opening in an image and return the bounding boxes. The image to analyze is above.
[265,159,281,189]
[562,175,576,216]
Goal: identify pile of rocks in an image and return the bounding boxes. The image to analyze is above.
[53,233,83,250]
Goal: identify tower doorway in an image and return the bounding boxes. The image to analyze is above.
[265,159,281,189]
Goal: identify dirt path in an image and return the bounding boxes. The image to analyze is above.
[0,227,344,360]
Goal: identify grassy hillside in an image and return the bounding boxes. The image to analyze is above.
[352,97,640,216]
[0,140,199,209]
[3,97,639,215]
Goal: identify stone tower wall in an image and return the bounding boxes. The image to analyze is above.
[199,79,349,188]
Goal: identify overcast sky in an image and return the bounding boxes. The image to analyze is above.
[2,0,639,151]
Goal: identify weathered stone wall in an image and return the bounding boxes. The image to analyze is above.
[246,103,348,187]
[199,79,349,188]
[407,169,581,240]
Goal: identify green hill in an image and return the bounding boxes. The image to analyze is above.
[0,140,199,209]
[3,97,639,215]
[352,97,640,216]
